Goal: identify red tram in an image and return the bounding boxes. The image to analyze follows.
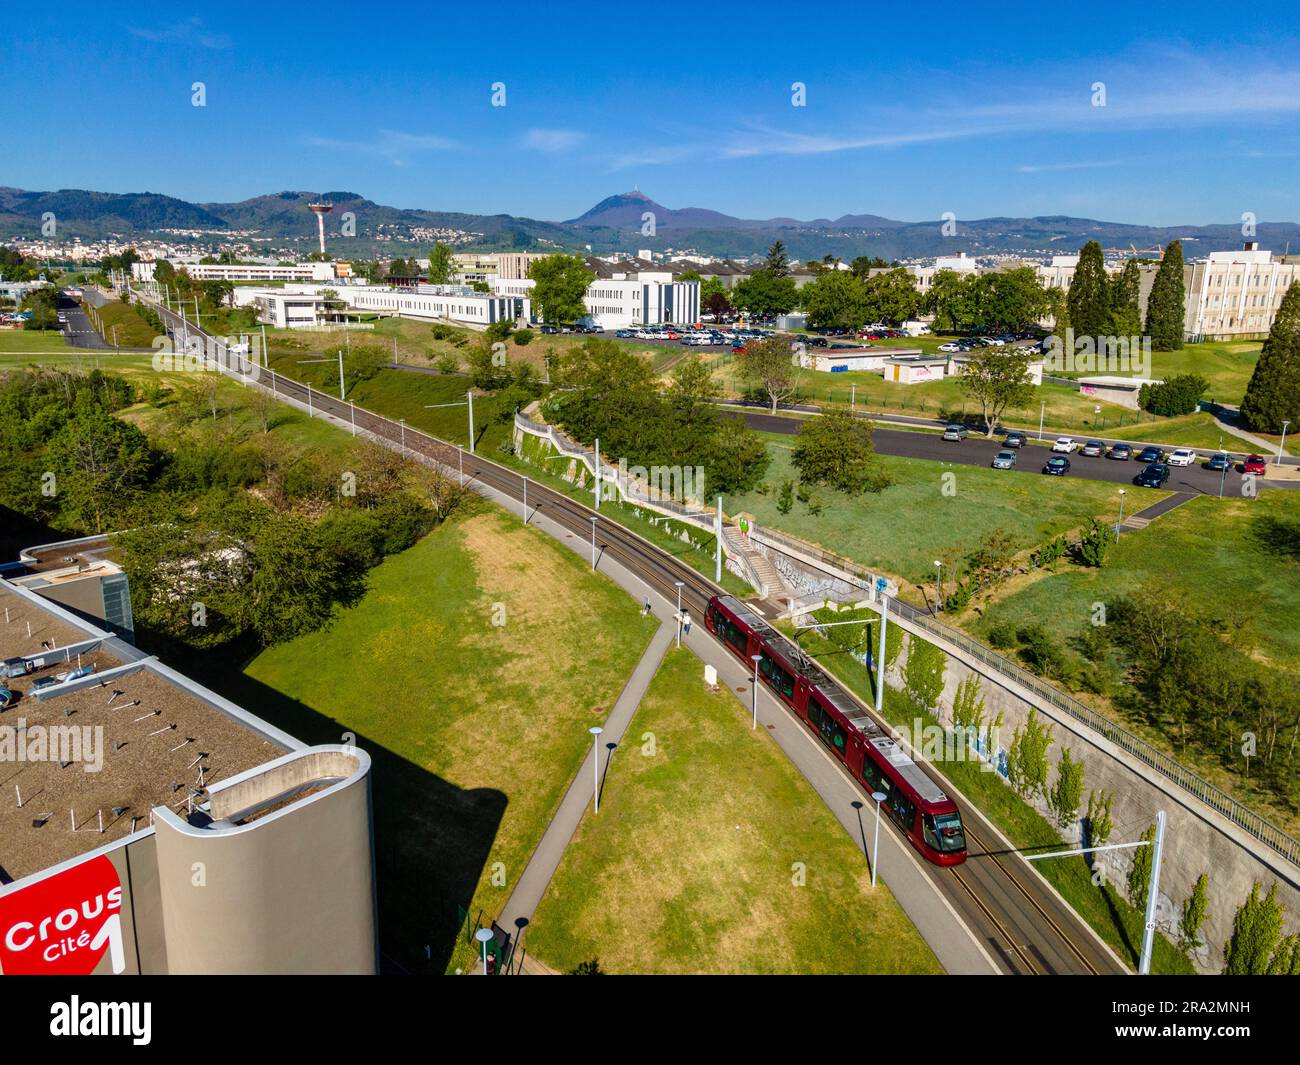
[706,595,967,866]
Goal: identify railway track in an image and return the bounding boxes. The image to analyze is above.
[152,306,1129,975]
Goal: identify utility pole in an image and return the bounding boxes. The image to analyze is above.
[337,349,346,401]
[594,438,601,509]
[467,390,475,453]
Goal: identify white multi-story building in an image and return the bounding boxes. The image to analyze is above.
[133,260,340,283]
[492,271,700,330]
[1184,245,1300,341]
[232,283,530,329]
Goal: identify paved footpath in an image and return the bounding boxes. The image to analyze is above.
[496,618,675,952]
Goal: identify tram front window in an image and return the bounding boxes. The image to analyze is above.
[925,812,966,853]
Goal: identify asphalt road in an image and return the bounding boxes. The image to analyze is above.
[741,410,1294,494]
[57,293,109,348]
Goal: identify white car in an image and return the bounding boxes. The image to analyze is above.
[1168,448,1197,467]
[1052,437,1078,453]
[938,342,961,352]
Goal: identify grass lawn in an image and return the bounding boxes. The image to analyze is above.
[727,436,1141,588]
[526,647,943,974]
[83,299,163,348]
[263,316,670,381]
[783,624,1195,975]
[242,504,657,973]
[0,329,80,353]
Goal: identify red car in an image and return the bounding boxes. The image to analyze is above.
[1242,454,1267,475]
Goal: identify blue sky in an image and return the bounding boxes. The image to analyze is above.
[4,1,1299,225]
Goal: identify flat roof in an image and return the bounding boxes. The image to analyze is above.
[0,583,289,884]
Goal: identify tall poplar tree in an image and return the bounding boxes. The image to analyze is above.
[1145,239,1186,351]
[1109,259,1143,336]
[1067,241,1110,340]
[1240,281,1300,433]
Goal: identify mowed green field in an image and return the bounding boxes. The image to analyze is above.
[727,437,1140,586]
[0,330,83,353]
[243,504,657,972]
[970,490,1300,671]
[526,648,942,974]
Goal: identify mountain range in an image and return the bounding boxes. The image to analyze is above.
[3,186,1297,262]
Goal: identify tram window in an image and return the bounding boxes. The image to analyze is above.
[714,612,748,653]
[887,792,915,827]
[931,812,966,852]
[808,699,845,753]
[760,654,795,699]
[861,758,882,791]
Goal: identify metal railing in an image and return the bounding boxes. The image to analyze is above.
[514,414,715,531]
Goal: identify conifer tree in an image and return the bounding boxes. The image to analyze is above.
[1240,281,1300,433]
[1145,239,1186,350]
[1067,241,1110,340]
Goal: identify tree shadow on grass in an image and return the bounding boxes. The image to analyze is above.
[1248,513,1300,564]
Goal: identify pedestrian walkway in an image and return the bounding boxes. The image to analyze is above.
[495,617,676,957]
[1122,490,1195,529]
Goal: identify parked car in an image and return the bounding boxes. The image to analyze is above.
[1135,462,1171,488]
[1167,448,1197,467]
[540,325,559,335]
[614,329,634,338]
[1043,456,1071,476]
[938,342,961,352]
[1003,430,1026,449]
[1136,446,1165,464]
[1242,454,1268,475]
[1205,452,1231,471]
[1107,443,1133,461]
[1079,440,1106,457]
[1051,437,1078,453]
[942,424,969,441]
[992,450,1017,469]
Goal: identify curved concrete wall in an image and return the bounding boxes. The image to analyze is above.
[152,746,377,974]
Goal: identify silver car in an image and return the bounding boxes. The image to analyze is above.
[992,449,1017,469]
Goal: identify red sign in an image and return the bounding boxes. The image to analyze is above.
[0,855,125,975]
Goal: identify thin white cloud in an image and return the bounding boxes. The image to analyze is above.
[304,129,460,165]
[1018,159,1128,174]
[128,16,230,49]
[523,128,587,153]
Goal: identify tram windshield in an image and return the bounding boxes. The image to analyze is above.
[925,812,966,853]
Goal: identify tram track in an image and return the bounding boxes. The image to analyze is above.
[150,304,1129,975]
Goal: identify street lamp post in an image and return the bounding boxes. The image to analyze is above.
[1278,420,1292,466]
[1038,400,1046,441]
[1116,489,1127,537]
[870,791,887,889]
[589,725,604,813]
[467,390,475,453]
[933,560,943,612]
[399,419,406,453]
[475,927,494,976]
[750,654,762,730]
[875,582,889,714]
[674,581,685,648]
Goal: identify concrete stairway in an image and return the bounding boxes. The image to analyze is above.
[723,529,784,598]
